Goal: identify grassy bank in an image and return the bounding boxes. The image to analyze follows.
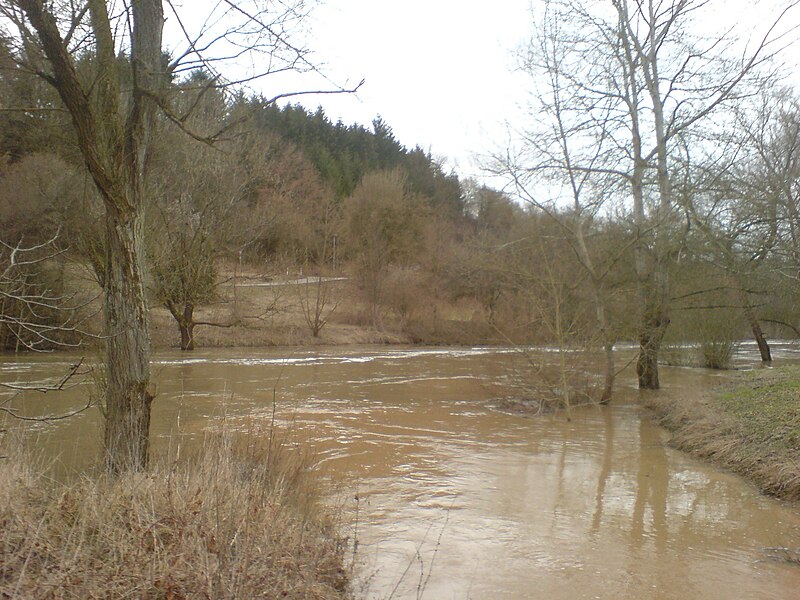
[0,432,350,599]
[644,366,800,502]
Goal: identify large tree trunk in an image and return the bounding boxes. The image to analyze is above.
[742,298,771,363]
[102,0,163,471]
[632,233,665,389]
[636,323,666,389]
[616,5,667,391]
[18,0,164,472]
[636,0,674,390]
[103,208,153,473]
[631,225,670,390]
[636,266,670,389]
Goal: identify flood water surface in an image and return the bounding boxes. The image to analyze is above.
[3,345,800,599]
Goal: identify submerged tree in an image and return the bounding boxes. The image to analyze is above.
[0,0,355,472]
[503,0,797,389]
[495,3,625,402]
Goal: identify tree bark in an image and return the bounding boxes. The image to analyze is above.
[600,341,615,405]
[180,304,195,351]
[636,264,671,389]
[18,0,163,472]
[103,207,153,473]
[742,297,771,363]
[637,322,665,389]
[635,261,670,389]
[616,0,674,390]
[166,300,196,351]
[180,315,196,351]
[104,0,163,471]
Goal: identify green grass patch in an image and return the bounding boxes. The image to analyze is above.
[715,369,800,455]
[645,366,800,502]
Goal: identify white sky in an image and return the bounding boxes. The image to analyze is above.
[295,0,533,182]
[157,0,530,184]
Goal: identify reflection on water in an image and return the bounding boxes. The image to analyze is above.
[3,344,800,599]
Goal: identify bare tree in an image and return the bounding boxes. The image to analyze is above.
[297,276,339,337]
[737,92,800,344]
[613,0,795,386]
[0,0,357,472]
[0,235,97,423]
[675,95,786,362]
[666,88,800,363]
[0,233,85,350]
[147,104,250,351]
[150,193,218,351]
[502,0,797,389]
[0,0,167,473]
[494,2,628,401]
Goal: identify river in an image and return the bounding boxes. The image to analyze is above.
[2,343,800,599]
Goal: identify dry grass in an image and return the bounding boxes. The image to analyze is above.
[644,367,800,502]
[0,431,351,599]
[62,259,508,350]
[149,276,413,349]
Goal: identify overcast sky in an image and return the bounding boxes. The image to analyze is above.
[294,0,533,182]
[170,0,799,187]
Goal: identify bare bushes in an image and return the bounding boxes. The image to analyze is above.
[340,170,428,325]
[298,277,340,337]
[0,432,350,599]
[694,308,741,369]
[0,237,90,351]
[495,348,607,417]
[662,307,742,369]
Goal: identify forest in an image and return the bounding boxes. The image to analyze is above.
[3,51,800,360]
[0,0,799,463]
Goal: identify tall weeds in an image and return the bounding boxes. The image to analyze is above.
[0,430,350,599]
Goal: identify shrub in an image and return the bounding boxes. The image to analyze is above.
[663,306,742,370]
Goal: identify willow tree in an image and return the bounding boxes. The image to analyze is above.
[0,0,354,472]
[0,0,164,473]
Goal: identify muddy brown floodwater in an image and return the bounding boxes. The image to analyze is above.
[3,343,800,599]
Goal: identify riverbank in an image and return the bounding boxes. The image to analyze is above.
[148,274,501,350]
[644,365,800,503]
[43,263,515,351]
[0,431,351,599]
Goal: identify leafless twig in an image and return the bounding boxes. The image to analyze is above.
[0,358,95,422]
